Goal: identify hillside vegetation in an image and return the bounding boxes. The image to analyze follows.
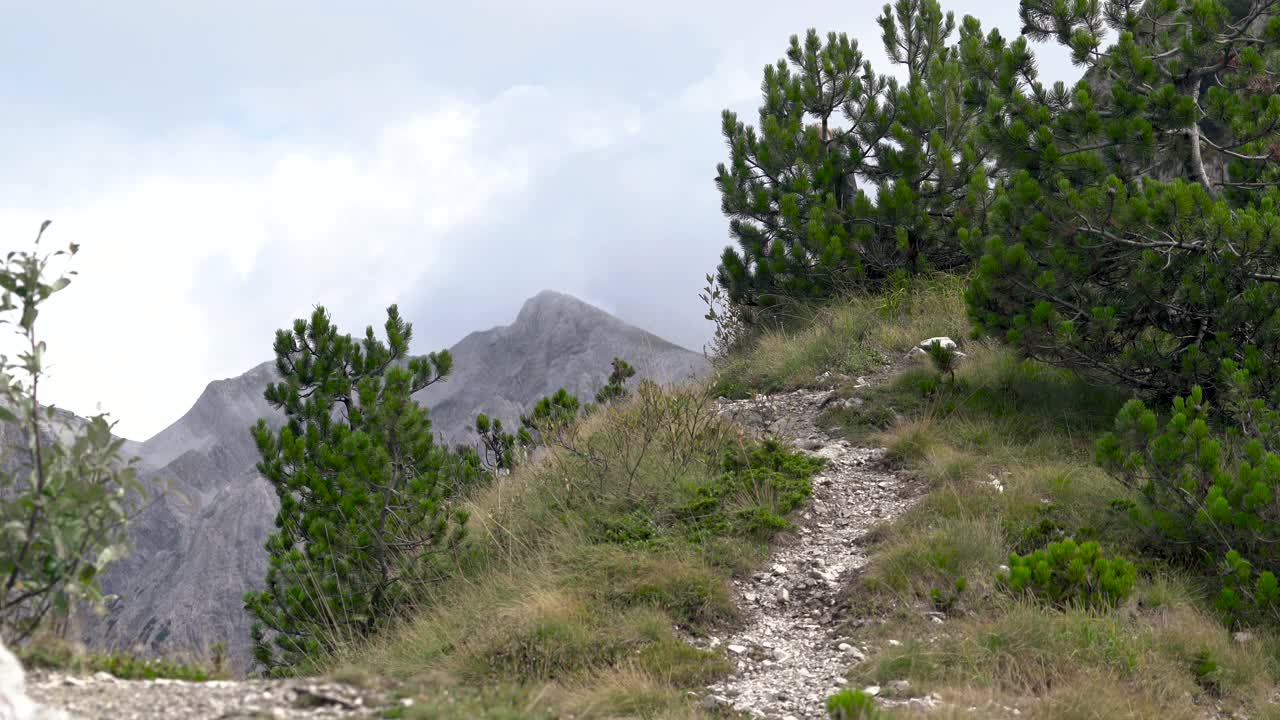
[697,0,1280,714]
[330,382,822,719]
[331,275,1280,719]
[744,280,1280,718]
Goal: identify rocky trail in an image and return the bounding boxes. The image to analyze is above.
[701,385,932,720]
[10,668,385,720]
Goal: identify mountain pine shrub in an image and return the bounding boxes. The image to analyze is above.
[996,538,1136,610]
[965,0,1280,400]
[1096,376,1280,624]
[714,0,989,310]
[925,339,959,383]
[680,439,824,539]
[930,576,967,614]
[473,413,526,475]
[1191,648,1224,696]
[469,357,637,477]
[826,688,882,719]
[594,357,636,405]
[244,305,476,673]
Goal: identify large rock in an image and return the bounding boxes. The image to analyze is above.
[0,641,68,720]
[80,290,708,668]
[0,639,33,720]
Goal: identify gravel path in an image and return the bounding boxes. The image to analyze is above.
[24,672,386,719]
[701,387,920,720]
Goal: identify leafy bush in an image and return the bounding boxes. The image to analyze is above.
[997,539,1136,610]
[0,223,142,645]
[965,0,1280,400]
[467,358,638,478]
[1191,648,1223,696]
[472,413,524,474]
[1097,380,1280,623]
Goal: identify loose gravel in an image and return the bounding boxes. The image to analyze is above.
[698,387,929,720]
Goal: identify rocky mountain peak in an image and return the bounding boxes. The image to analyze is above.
[514,289,612,331]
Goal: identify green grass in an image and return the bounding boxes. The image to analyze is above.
[17,638,225,681]
[331,383,819,718]
[827,347,1138,605]
[849,596,1279,719]
[706,276,1280,718]
[709,274,968,398]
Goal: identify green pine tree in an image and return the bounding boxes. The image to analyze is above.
[519,388,581,445]
[966,0,1280,399]
[473,412,526,473]
[244,305,473,673]
[714,1,989,310]
[594,357,636,404]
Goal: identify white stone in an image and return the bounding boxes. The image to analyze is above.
[864,685,881,696]
[727,645,749,655]
[0,641,71,720]
[918,337,957,351]
[698,695,728,710]
[0,639,35,720]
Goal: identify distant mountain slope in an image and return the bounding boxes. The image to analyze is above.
[83,291,709,667]
[421,290,708,442]
[139,362,280,470]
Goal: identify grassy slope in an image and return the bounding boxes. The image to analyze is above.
[332,384,821,719]
[719,276,1280,719]
[335,273,1280,719]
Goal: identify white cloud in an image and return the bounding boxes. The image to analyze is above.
[0,87,635,440]
[679,44,765,114]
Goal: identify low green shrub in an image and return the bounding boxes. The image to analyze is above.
[18,642,216,681]
[930,576,968,614]
[589,509,658,546]
[1096,375,1280,624]
[826,688,882,719]
[997,539,1135,610]
[1191,648,1223,696]
[679,439,824,539]
[925,339,959,384]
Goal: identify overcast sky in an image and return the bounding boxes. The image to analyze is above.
[0,1,1083,440]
